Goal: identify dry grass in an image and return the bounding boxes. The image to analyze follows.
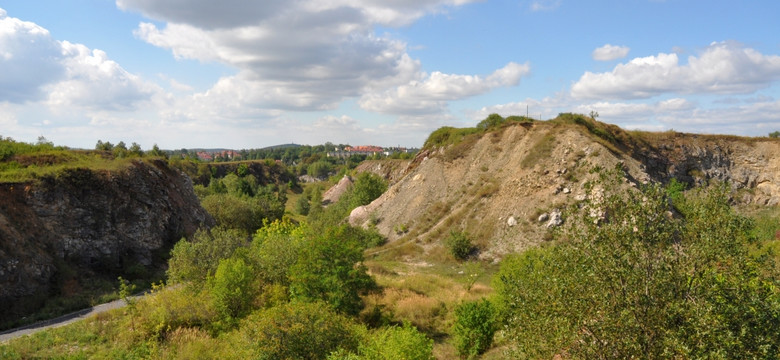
[521,132,557,168]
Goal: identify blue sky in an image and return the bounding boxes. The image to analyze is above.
[1,0,779,149]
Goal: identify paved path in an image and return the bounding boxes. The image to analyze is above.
[0,298,131,343]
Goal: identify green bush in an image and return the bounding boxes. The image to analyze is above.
[446,230,473,260]
[476,113,505,130]
[209,257,257,322]
[289,225,376,315]
[350,172,388,208]
[167,228,248,285]
[452,299,497,358]
[238,301,360,360]
[201,193,283,233]
[493,171,780,359]
[330,323,434,360]
[251,219,307,286]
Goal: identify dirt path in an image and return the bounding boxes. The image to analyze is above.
[0,298,131,343]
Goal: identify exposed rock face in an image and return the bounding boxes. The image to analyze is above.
[0,159,213,320]
[322,175,353,205]
[350,122,780,261]
[638,138,780,205]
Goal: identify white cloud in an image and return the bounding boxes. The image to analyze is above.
[592,44,630,61]
[529,0,561,12]
[0,10,65,103]
[0,9,160,113]
[572,41,780,100]
[46,42,161,111]
[359,62,530,115]
[124,0,486,113]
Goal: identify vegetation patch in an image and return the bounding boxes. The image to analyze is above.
[521,132,557,168]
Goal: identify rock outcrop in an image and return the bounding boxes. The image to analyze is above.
[350,122,780,261]
[0,159,213,320]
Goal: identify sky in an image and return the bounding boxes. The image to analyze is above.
[1,0,779,150]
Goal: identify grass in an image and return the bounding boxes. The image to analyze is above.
[0,151,153,183]
[521,132,557,169]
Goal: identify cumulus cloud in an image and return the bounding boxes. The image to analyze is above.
[592,44,630,61]
[572,41,780,100]
[46,42,160,111]
[359,62,530,115]
[0,9,64,103]
[123,0,487,112]
[0,8,160,112]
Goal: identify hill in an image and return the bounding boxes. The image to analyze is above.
[350,114,780,260]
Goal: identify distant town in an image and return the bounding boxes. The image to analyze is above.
[186,145,419,162]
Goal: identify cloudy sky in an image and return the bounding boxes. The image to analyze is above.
[1,1,779,149]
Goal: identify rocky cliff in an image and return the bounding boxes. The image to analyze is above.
[0,159,213,320]
[350,121,780,260]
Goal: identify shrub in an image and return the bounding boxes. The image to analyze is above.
[209,257,257,322]
[238,301,360,360]
[251,219,307,286]
[167,228,248,285]
[446,230,473,260]
[330,323,435,360]
[289,225,376,315]
[494,171,780,359]
[476,113,505,130]
[452,299,497,358]
[350,172,387,208]
[201,193,283,233]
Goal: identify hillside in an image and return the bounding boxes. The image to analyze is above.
[351,115,780,260]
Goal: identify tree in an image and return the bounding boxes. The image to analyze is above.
[769,131,780,138]
[308,160,333,179]
[476,113,505,130]
[289,225,376,315]
[452,299,497,358]
[129,142,144,157]
[167,227,249,285]
[113,141,128,158]
[149,144,166,158]
[350,172,387,208]
[210,257,257,321]
[95,140,114,151]
[296,194,311,215]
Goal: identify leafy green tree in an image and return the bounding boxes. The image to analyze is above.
[148,144,166,158]
[296,194,311,215]
[452,299,497,358]
[308,160,333,179]
[769,131,780,138]
[476,113,505,130]
[251,219,307,286]
[201,193,283,234]
[210,257,257,321]
[349,172,387,208]
[95,140,114,151]
[113,141,128,158]
[494,171,780,359]
[289,225,376,315]
[129,142,143,157]
[167,227,249,285]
